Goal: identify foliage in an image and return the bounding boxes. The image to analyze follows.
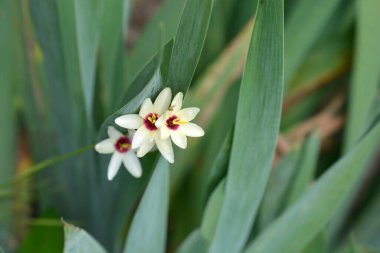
[0,0,379,252]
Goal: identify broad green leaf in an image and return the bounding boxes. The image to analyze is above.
[0,0,18,247]
[99,39,174,137]
[201,180,225,242]
[344,0,380,150]
[208,0,284,252]
[63,222,106,253]
[244,116,380,253]
[168,0,213,94]
[100,0,130,112]
[98,69,163,138]
[258,149,300,231]
[74,0,103,121]
[0,247,4,253]
[286,132,320,205]
[126,0,186,84]
[284,0,342,86]
[176,230,208,253]
[124,158,170,253]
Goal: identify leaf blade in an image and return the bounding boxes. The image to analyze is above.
[244,117,380,253]
[208,0,284,252]
[124,158,170,253]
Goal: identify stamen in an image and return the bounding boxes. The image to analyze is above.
[166,115,180,130]
[144,113,158,131]
[114,136,131,153]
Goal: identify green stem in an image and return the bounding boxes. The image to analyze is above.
[0,144,94,187]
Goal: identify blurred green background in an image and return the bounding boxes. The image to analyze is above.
[0,0,380,252]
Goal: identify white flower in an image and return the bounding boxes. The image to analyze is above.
[115,87,174,163]
[155,92,204,149]
[95,126,142,180]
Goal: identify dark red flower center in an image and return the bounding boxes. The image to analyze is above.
[144,113,158,131]
[114,136,131,153]
[166,115,180,130]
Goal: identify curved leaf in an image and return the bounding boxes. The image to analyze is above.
[124,158,170,253]
[244,117,380,253]
[63,222,106,253]
[208,0,284,252]
[168,0,213,94]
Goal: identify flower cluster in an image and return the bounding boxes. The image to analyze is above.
[95,87,204,180]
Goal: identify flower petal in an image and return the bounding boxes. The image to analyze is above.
[95,139,115,154]
[171,132,187,149]
[108,126,123,141]
[180,123,205,137]
[132,126,149,149]
[160,126,171,140]
[177,107,200,122]
[107,153,123,180]
[155,137,174,163]
[139,98,154,118]
[115,114,143,129]
[137,141,155,157]
[123,152,142,178]
[154,87,172,115]
[171,92,183,113]
[155,112,167,128]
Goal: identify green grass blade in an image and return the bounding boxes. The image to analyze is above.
[63,222,106,253]
[124,158,170,253]
[176,230,208,253]
[344,0,380,150]
[168,0,213,94]
[286,132,320,205]
[258,149,300,231]
[244,117,380,253]
[208,0,284,252]
[284,0,342,86]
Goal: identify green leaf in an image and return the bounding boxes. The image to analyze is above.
[284,0,343,86]
[286,131,320,205]
[74,0,103,120]
[206,132,232,197]
[98,69,163,139]
[176,230,208,253]
[201,180,225,242]
[168,0,213,94]
[126,0,186,84]
[301,233,327,253]
[124,158,170,253]
[0,0,18,247]
[258,149,300,231]
[208,0,284,252]
[63,222,106,253]
[344,0,380,150]
[331,0,380,236]
[100,0,130,112]
[243,116,380,253]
